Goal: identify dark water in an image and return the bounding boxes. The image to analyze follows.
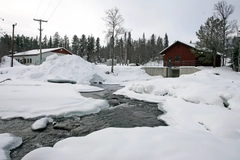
[0,84,166,160]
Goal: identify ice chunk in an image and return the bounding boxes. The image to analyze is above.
[31,117,53,131]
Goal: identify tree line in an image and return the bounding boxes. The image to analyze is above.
[0,31,169,65]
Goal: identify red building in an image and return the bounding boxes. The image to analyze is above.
[160,41,221,67]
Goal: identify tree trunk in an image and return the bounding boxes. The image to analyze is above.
[111,36,114,73]
[213,53,216,68]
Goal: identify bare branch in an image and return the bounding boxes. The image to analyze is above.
[102,7,125,40]
[214,1,234,20]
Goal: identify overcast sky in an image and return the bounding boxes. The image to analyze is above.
[0,0,240,46]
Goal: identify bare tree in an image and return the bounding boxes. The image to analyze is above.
[103,7,125,72]
[214,0,237,66]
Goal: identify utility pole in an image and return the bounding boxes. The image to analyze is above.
[11,23,17,67]
[33,19,47,64]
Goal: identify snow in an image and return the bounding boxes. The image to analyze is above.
[0,56,23,68]
[31,117,53,131]
[13,47,61,56]
[22,127,240,160]
[0,133,22,160]
[1,54,240,160]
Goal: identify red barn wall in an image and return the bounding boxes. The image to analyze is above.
[163,42,196,66]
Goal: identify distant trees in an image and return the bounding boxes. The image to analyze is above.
[87,36,95,62]
[1,19,168,66]
[79,34,87,58]
[48,36,53,48]
[231,36,240,71]
[63,35,70,50]
[0,34,11,62]
[71,35,79,55]
[53,32,60,48]
[164,33,169,49]
[102,32,165,65]
[0,30,169,65]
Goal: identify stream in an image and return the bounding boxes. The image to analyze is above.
[0,84,166,160]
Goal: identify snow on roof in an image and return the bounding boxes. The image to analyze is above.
[159,40,196,55]
[13,47,62,56]
[159,41,222,56]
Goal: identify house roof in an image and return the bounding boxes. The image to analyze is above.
[159,40,196,55]
[159,40,222,56]
[13,47,71,57]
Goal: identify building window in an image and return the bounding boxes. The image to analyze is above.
[175,55,180,61]
[29,58,32,63]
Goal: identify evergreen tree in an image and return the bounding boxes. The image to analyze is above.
[156,36,164,53]
[15,35,21,52]
[22,36,31,51]
[48,36,53,48]
[59,38,64,47]
[63,35,70,50]
[42,35,48,49]
[0,34,11,61]
[119,37,124,65]
[196,16,223,67]
[123,32,127,65]
[140,33,147,64]
[53,32,61,48]
[96,37,101,62]
[79,34,87,57]
[127,32,132,63]
[71,35,79,55]
[164,33,169,49]
[231,36,240,71]
[87,36,95,62]
[32,36,39,49]
[150,34,156,60]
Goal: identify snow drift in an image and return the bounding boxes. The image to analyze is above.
[17,54,105,84]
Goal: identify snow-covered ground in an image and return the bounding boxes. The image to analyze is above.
[1,55,240,160]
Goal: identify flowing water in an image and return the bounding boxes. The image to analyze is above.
[0,84,166,160]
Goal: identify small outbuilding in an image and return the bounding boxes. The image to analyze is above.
[160,41,221,67]
[13,47,72,65]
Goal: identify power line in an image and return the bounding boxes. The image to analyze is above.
[34,0,43,18]
[47,0,62,21]
[42,0,53,19]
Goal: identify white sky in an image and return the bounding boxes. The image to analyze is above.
[0,0,240,45]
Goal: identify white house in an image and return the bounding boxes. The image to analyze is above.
[13,47,73,65]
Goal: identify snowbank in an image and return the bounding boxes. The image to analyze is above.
[17,54,104,84]
[0,80,108,119]
[1,54,155,85]
[115,67,240,139]
[0,133,22,160]
[0,56,23,68]
[97,65,158,85]
[22,127,240,160]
